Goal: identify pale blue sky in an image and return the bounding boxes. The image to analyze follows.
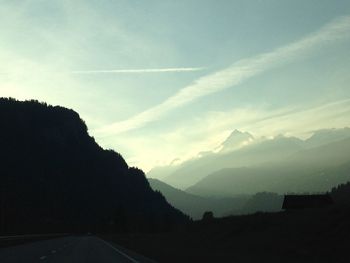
[1,1,350,171]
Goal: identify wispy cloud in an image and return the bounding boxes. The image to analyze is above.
[71,67,204,74]
[95,16,350,136]
[101,99,350,171]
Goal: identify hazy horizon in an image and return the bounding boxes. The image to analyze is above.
[1,1,350,171]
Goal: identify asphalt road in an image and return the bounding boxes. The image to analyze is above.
[0,235,155,263]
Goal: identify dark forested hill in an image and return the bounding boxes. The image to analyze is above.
[0,98,188,234]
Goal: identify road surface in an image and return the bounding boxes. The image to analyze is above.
[0,235,155,263]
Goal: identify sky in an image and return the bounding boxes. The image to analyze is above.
[1,0,350,172]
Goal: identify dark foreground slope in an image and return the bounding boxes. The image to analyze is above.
[104,183,350,263]
[0,98,188,234]
[105,207,350,263]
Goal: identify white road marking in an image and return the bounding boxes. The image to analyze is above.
[98,238,139,263]
[40,256,47,260]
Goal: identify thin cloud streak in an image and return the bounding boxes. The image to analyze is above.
[0,67,204,76]
[96,16,350,136]
[71,67,204,74]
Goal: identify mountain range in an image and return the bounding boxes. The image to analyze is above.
[187,136,350,197]
[148,127,350,197]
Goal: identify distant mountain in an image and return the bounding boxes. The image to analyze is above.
[187,138,350,197]
[305,127,350,148]
[0,98,188,234]
[148,127,350,191]
[224,192,284,216]
[148,178,248,219]
[284,136,350,167]
[147,165,179,180]
[242,192,283,213]
[219,129,254,153]
[161,134,304,189]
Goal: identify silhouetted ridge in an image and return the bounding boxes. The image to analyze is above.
[0,98,188,234]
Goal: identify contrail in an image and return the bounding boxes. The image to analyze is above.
[71,67,204,74]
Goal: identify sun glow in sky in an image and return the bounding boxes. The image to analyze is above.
[1,1,350,171]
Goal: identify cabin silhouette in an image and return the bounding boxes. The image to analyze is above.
[282,194,333,210]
